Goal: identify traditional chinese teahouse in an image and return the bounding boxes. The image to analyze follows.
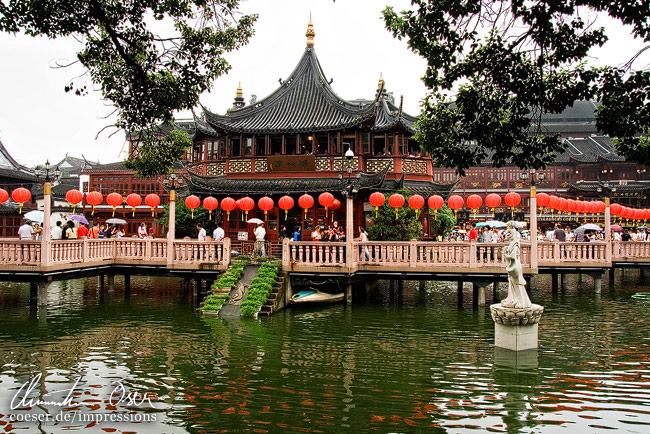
[179,19,453,243]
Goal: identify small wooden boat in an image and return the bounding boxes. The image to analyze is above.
[291,289,344,304]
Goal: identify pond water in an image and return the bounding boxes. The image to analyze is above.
[0,271,649,433]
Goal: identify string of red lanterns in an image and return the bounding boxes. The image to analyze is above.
[6,186,647,228]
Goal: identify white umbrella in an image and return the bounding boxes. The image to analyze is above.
[578,223,602,231]
[247,218,264,224]
[106,218,127,225]
[23,210,44,223]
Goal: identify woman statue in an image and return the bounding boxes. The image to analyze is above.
[501,221,531,309]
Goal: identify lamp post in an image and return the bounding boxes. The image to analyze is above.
[521,169,545,270]
[37,160,61,266]
[163,173,183,265]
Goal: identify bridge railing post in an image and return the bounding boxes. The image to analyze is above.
[529,187,538,270]
[282,238,290,268]
[81,238,89,263]
[553,241,561,263]
[223,238,231,266]
[409,240,417,267]
[469,240,477,268]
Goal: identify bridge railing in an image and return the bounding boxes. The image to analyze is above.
[0,240,41,265]
[612,241,650,261]
[0,238,230,269]
[172,240,228,264]
[537,241,609,266]
[284,241,346,267]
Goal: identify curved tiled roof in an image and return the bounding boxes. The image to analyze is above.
[184,167,388,195]
[203,47,380,134]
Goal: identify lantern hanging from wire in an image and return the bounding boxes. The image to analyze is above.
[203,196,219,218]
[408,194,425,218]
[65,189,83,214]
[258,196,274,220]
[185,195,200,219]
[278,195,294,220]
[388,193,405,219]
[106,192,123,217]
[484,193,501,218]
[369,192,385,218]
[427,195,444,220]
[239,196,255,221]
[566,199,577,219]
[126,193,142,217]
[298,194,314,218]
[0,188,7,204]
[85,191,103,216]
[535,192,549,214]
[466,194,482,219]
[144,194,161,217]
[447,195,464,218]
[318,192,335,218]
[11,187,31,214]
[221,197,236,221]
[504,192,521,219]
[330,199,341,211]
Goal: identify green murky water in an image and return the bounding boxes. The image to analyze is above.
[0,271,649,433]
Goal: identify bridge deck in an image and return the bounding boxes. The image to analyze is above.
[0,238,648,281]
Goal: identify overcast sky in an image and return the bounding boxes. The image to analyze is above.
[0,0,647,168]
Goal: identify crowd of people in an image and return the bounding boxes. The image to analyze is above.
[443,223,649,243]
[17,220,156,240]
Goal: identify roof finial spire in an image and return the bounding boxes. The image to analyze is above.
[306,14,315,47]
[233,82,245,109]
[378,73,385,90]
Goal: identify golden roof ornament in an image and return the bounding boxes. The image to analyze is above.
[378,73,385,90]
[236,81,243,98]
[306,15,315,47]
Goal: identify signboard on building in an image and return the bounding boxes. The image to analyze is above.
[237,231,249,241]
[267,155,315,172]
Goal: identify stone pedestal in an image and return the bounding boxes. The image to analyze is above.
[490,303,544,351]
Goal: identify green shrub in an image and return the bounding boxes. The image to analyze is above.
[240,261,281,318]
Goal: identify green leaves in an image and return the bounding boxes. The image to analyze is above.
[1,0,257,172]
[367,190,424,241]
[383,0,650,172]
[124,129,191,177]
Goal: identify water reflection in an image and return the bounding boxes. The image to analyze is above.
[0,271,647,432]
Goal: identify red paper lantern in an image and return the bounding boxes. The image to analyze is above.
[125,193,142,217]
[145,194,161,217]
[235,198,241,210]
[239,196,255,221]
[278,195,294,219]
[557,197,568,214]
[466,194,482,218]
[106,192,123,217]
[389,193,405,219]
[593,201,606,214]
[504,192,521,219]
[298,194,314,217]
[408,194,425,217]
[258,196,274,220]
[0,188,7,204]
[634,209,643,221]
[536,192,550,209]
[369,192,385,218]
[566,199,577,215]
[428,195,444,210]
[484,193,501,218]
[447,195,464,210]
[547,195,559,211]
[65,189,83,214]
[318,192,335,217]
[203,196,219,218]
[610,203,622,216]
[185,195,201,219]
[221,197,236,221]
[330,199,341,211]
[11,187,31,214]
[85,191,103,216]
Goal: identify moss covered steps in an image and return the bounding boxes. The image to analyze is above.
[256,274,286,318]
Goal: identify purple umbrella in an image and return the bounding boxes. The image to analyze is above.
[67,214,89,225]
